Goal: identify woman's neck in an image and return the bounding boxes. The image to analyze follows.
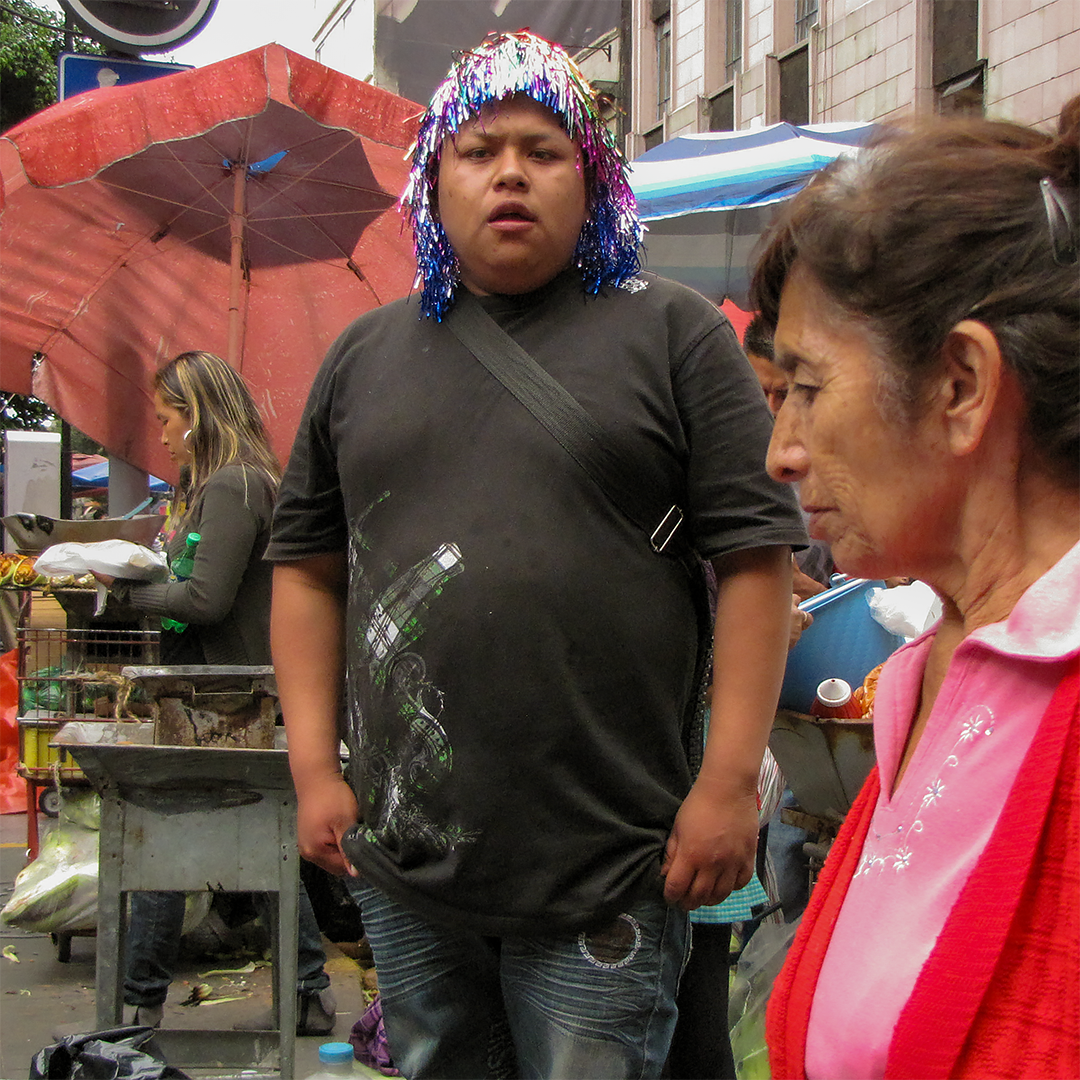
[928,469,1078,640]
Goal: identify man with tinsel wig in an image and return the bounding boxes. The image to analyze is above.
[268,30,805,1079]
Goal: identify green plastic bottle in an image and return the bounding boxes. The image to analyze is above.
[161,532,200,633]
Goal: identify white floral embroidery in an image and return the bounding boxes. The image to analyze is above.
[856,704,996,876]
[921,778,946,808]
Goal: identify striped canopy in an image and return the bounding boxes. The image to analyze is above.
[628,121,875,308]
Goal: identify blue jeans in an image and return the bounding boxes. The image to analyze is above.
[124,888,330,1007]
[765,789,812,923]
[351,880,689,1080]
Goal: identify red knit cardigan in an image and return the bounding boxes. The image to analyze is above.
[767,660,1079,1080]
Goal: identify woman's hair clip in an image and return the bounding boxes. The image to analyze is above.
[1040,177,1078,265]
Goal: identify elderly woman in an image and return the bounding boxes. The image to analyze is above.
[756,98,1078,1079]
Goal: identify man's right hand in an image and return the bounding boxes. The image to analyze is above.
[296,772,361,878]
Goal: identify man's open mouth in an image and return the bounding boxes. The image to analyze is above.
[489,203,536,223]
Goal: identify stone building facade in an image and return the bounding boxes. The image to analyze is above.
[627,0,1079,156]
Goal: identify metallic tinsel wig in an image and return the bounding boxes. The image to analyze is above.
[400,29,642,319]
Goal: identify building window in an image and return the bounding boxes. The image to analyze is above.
[655,11,672,121]
[795,0,819,44]
[644,124,665,151]
[937,64,985,116]
[725,0,742,83]
[709,87,734,131]
[779,44,809,125]
[932,0,978,86]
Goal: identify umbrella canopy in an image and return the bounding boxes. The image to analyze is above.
[0,44,420,481]
[72,460,169,493]
[628,121,875,308]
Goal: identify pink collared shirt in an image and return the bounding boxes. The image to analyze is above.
[805,541,1080,1080]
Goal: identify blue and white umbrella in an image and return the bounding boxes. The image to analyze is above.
[629,121,875,308]
[72,460,170,494]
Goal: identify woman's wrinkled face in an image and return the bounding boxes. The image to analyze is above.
[765,264,949,580]
[154,392,192,467]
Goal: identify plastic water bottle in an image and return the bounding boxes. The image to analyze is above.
[161,531,200,633]
[304,1041,360,1078]
[810,677,863,719]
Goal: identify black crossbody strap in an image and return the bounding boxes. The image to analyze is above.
[445,291,684,554]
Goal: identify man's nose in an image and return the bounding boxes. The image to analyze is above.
[766,403,809,484]
[493,148,528,187]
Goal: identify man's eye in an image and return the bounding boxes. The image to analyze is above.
[792,383,820,401]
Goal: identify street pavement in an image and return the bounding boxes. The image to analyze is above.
[0,810,382,1079]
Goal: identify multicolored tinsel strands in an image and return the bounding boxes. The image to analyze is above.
[400,29,643,319]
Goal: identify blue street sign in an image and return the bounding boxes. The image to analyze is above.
[58,52,191,101]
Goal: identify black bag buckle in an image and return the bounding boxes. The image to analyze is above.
[650,505,683,553]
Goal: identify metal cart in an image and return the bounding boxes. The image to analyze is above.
[14,623,159,962]
[59,665,300,1079]
[16,624,159,860]
[768,709,876,888]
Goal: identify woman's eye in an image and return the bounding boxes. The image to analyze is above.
[792,383,820,401]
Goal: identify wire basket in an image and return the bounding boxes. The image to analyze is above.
[16,627,160,781]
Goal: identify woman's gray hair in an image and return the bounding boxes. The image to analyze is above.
[751,97,1079,485]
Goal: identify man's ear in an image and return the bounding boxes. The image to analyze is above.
[935,319,1008,457]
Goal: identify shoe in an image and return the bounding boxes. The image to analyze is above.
[233,988,337,1036]
[50,1003,162,1043]
[123,1003,164,1028]
[298,988,337,1036]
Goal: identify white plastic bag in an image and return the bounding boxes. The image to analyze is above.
[867,580,942,641]
[34,540,168,581]
[1,797,101,934]
[728,918,802,1080]
[35,540,168,616]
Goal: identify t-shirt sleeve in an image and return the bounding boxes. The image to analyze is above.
[266,350,349,561]
[674,310,807,561]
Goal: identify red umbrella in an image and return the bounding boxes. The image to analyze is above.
[0,44,420,481]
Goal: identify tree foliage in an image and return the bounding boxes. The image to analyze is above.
[2,393,101,453]
[1,391,56,432]
[0,0,103,131]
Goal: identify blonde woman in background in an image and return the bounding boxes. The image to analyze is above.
[98,351,338,1035]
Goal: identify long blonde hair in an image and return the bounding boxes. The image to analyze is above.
[154,351,281,523]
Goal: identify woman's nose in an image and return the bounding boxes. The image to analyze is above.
[766,403,809,484]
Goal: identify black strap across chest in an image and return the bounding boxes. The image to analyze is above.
[445,290,685,555]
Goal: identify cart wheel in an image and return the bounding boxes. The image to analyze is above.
[52,933,72,963]
[38,787,62,818]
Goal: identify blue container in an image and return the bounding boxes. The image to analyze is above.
[779,577,906,712]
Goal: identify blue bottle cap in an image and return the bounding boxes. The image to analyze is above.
[319,1042,355,1065]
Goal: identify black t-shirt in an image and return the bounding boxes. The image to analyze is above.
[268,271,806,934]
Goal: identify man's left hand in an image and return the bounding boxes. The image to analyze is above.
[660,774,759,911]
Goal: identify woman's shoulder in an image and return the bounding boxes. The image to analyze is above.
[200,463,277,510]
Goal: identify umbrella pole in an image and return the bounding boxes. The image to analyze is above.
[228,164,246,367]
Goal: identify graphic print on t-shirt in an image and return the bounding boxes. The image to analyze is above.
[348,508,474,863]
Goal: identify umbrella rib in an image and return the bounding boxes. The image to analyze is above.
[243,131,393,213]
[91,130,399,290]
[103,178,394,218]
[240,212,380,273]
[101,128,396,224]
